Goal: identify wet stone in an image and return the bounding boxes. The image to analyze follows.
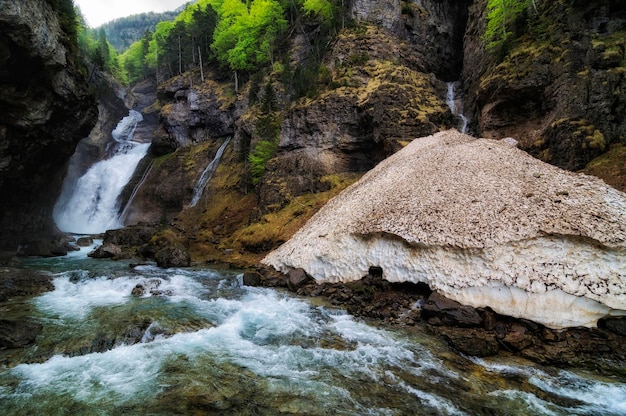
[287,268,311,292]
[601,317,626,337]
[0,319,43,349]
[242,271,262,286]
[76,237,94,247]
[422,292,483,327]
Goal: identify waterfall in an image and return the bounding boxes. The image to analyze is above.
[446,81,469,134]
[119,160,154,224]
[189,137,231,207]
[53,110,150,234]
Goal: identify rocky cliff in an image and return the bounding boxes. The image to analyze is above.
[463,0,626,171]
[107,0,623,268]
[0,0,97,252]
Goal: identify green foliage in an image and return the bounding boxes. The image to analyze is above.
[248,72,264,105]
[119,31,153,84]
[484,0,534,55]
[249,80,281,184]
[137,2,218,80]
[212,0,288,72]
[46,0,79,48]
[249,138,279,184]
[302,0,334,19]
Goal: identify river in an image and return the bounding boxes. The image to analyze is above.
[1,245,625,415]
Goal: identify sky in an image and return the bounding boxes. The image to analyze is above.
[74,0,191,27]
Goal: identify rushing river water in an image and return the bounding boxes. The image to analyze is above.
[1,246,625,416]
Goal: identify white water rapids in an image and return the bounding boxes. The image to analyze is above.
[1,250,625,415]
[53,110,149,234]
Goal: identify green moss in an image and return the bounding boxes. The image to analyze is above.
[152,153,175,169]
[588,129,606,150]
[582,145,626,192]
[227,173,361,258]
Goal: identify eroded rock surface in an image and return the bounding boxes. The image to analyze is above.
[263,130,626,329]
[0,0,98,250]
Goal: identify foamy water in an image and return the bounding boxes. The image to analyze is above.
[1,263,625,415]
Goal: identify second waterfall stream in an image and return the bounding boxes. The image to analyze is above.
[189,137,231,207]
[446,81,469,133]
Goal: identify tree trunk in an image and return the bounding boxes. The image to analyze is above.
[178,35,182,75]
[198,46,205,82]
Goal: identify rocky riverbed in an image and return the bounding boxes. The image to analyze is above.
[245,265,626,377]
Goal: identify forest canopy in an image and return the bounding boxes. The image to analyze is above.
[118,0,338,85]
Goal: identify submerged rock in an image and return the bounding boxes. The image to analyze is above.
[263,130,626,329]
[0,319,42,349]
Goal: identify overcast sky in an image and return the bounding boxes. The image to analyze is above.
[74,0,190,27]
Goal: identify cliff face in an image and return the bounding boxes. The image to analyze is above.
[0,0,97,251]
[120,0,625,267]
[463,0,626,171]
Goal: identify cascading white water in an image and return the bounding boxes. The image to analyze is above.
[2,261,625,415]
[53,110,150,234]
[189,137,231,207]
[446,81,469,134]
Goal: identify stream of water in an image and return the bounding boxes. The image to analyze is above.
[53,110,150,234]
[1,248,625,415]
[190,137,231,207]
[446,81,468,134]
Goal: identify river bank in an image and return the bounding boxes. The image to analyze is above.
[245,265,626,378]
[1,253,626,415]
[4,247,625,379]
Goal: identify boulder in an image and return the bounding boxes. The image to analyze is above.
[89,243,122,259]
[287,268,311,292]
[154,244,191,268]
[242,271,262,286]
[0,268,53,301]
[76,237,94,247]
[0,319,43,348]
[263,130,626,329]
[422,292,482,327]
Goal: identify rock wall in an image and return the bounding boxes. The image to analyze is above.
[121,0,626,268]
[0,0,97,251]
[463,0,626,171]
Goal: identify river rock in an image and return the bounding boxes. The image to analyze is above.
[601,317,626,337]
[89,243,123,259]
[422,292,482,327]
[287,268,311,292]
[433,327,500,357]
[154,244,191,268]
[242,271,262,286]
[0,319,43,349]
[76,237,94,247]
[263,130,626,329]
[0,268,53,301]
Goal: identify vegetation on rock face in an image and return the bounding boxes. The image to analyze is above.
[45,0,80,50]
[483,0,536,56]
[583,145,626,192]
[475,0,626,172]
[249,81,281,184]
